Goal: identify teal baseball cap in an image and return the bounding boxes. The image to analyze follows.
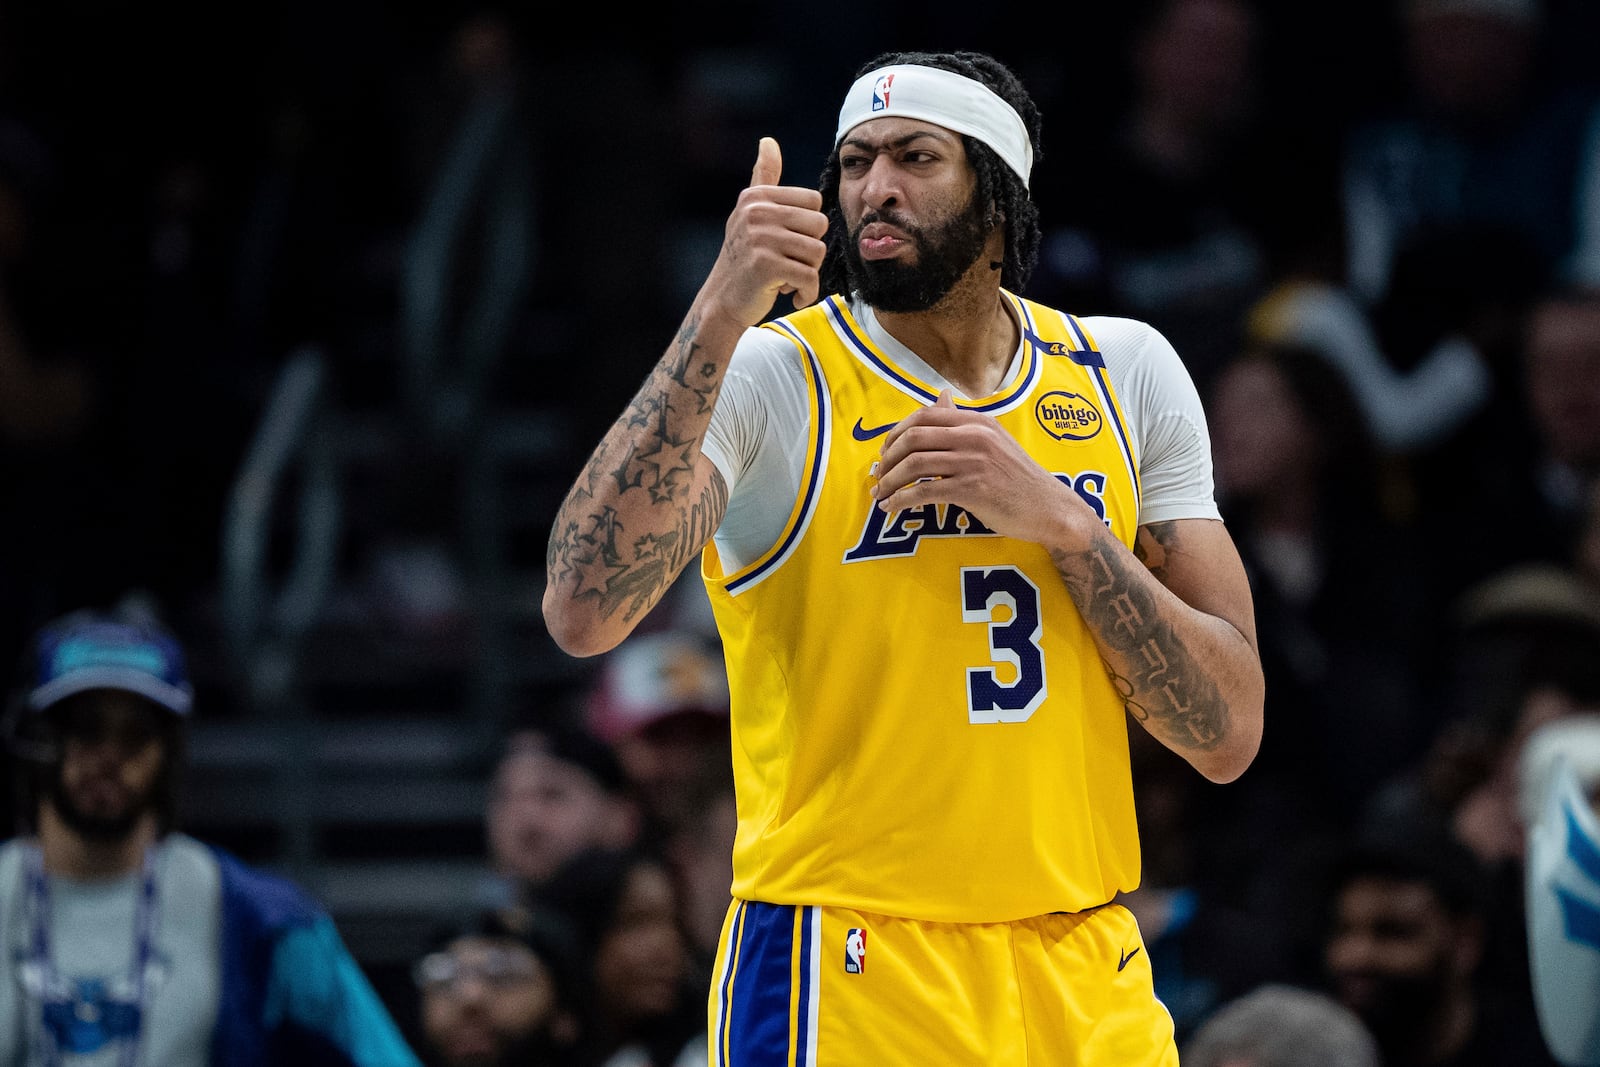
[26,611,193,717]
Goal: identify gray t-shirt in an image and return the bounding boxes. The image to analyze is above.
[0,834,222,1066]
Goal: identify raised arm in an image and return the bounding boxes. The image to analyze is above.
[542,138,829,657]
[875,392,1264,783]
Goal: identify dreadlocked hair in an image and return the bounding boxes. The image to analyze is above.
[817,50,1043,298]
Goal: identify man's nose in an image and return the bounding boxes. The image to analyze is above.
[451,973,493,1001]
[858,156,901,210]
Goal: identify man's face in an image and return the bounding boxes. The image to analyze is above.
[593,861,689,1022]
[1210,357,1318,500]
[1526,297,1600,469]
[45,691,170,841]
[419,936,563,1067]
[614,712,728,835]
[1324,876,1472,1043]
[836,117,993,312]
[485,748,622,884]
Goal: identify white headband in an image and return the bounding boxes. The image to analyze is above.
[834,64,1033,189]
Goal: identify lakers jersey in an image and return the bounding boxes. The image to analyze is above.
[702,292,1144,923]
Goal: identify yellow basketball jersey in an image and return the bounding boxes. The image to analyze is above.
[702,292,1143,923]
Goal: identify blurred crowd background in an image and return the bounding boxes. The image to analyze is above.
[3,0,1600,1062]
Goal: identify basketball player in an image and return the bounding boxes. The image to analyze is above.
[543,50,1264,1065]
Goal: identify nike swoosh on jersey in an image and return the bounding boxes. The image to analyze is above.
[851,418,897,441]
[1117,947,1141,972]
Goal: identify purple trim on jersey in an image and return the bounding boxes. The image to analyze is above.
[1061,314,1106,367]
[825,296,1040,412]
[1090,363,1141,505]
[726,320,830,596]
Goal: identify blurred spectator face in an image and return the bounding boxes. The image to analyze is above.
[1526,295,1600,470]
[417,934,569,1067]
[448,11,515,92]
[1135,0,1258,131]
[587,632,731,836]
[593,859,691,1024]
[485,737,635,885]
[1324,875,1478,1045]
[1406,4,1536,121]
[45,691,172,840]
[1453,685,1584,864]
[1210,357,1318,500]
[615,713,729,835]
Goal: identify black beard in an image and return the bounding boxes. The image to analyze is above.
[842,192,993,312]
[1338,967,1451,1057]
[45,770,158,842]
[438,1028,570,1067]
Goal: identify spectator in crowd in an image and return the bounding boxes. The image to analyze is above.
[1341,0,1600,311]
[1373,562,1600,851]
[1386,283,1600,611]
[1441,569,1600,863]
[0,602,420,1065]
[413,905,584,1067]
[1208,339,1432,827]
[1515,287,1600,560]
[480,717,641,910]
[658,757,736,988]
[1354,0,1600,501]
[1243,252,1513,459]
[583,630,731,844]
[1359,562,1600,1031]
[1181,982,1380,1067]
[1312,821,1559,1067]
[1033,0,1288,390]
[527,846,706,1067]
[1250,0,1594,594]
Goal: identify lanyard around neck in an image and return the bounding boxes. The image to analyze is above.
[24,842,161,1067]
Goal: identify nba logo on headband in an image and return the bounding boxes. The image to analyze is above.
[871,74,893,112]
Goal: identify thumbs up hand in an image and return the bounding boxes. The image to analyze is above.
[700,137,829,330]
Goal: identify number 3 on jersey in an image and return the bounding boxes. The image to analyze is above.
[961,566,1046,723]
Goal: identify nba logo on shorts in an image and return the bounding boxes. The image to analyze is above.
[844,928,867,974]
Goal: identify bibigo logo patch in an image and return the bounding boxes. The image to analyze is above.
[1034,390,1102,441]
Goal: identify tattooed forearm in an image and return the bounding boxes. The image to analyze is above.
[664,312,724,416]
[1053,529,1227,752]
[545,315,731,624]
[549,474,728,624]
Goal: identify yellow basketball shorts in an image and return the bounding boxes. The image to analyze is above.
[706,899,1178,1066]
